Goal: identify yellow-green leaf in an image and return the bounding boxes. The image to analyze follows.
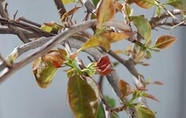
[96,0,115,25]
[136,105,155,118]
[130,16,151,43]
[131,0,156,9]
[79,35,110,52]
[61,0,78,4]
[155,35,176,49]
[40,25,53,33]
[68,74,98,118]
[32,58,57,88]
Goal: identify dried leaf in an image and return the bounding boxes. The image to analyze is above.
[61,6,81,21]
[68,74,98,118]
[100,31,131,43]
[119,79,128,100]
[153,81,164,85]
[32,58,57,88]
[155,35,176,49]
[96,0,115,25]
[131,0,156,9]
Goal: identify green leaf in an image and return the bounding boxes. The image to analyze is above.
[92,0,99,7]
[96,96,118,118]
[32,58,57,88]
[166,0,186,11]
[130,16,151,43]
[136,105,155,118]
[68,74,98,118]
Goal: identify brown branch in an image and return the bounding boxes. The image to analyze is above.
[0,28,42,38]
[0,18,55,37]
[150,9,183,29]
[53,0,66,19]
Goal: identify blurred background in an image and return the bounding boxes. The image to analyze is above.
[0,0,185,118]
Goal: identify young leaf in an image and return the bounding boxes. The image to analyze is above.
[131,0,156,9]
[130,16,151,43]
[32,58,57,88]
[96,0,115,25]
[96,56,113,75]
[68,74,98,118]
[155,35,176,49]
[136,105,155,118]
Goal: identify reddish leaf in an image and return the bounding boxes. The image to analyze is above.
[32,57,57,88]
[43,50,63,68]
[141,93,159,102]
[155,35,176,49]
[96,56,113,75]
[68,74,98,118]
[96,0,115,25]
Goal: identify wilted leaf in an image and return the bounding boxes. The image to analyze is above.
[131,0,156,9]
[68,74,98,118]
[130,16,151,42]
[79,35,110,52]
[155,35,176,49]
[136,105,155,118]
[32,58,57,88]
[100,31,131,43]
[61,6,81,21]
[96,0,115,25]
